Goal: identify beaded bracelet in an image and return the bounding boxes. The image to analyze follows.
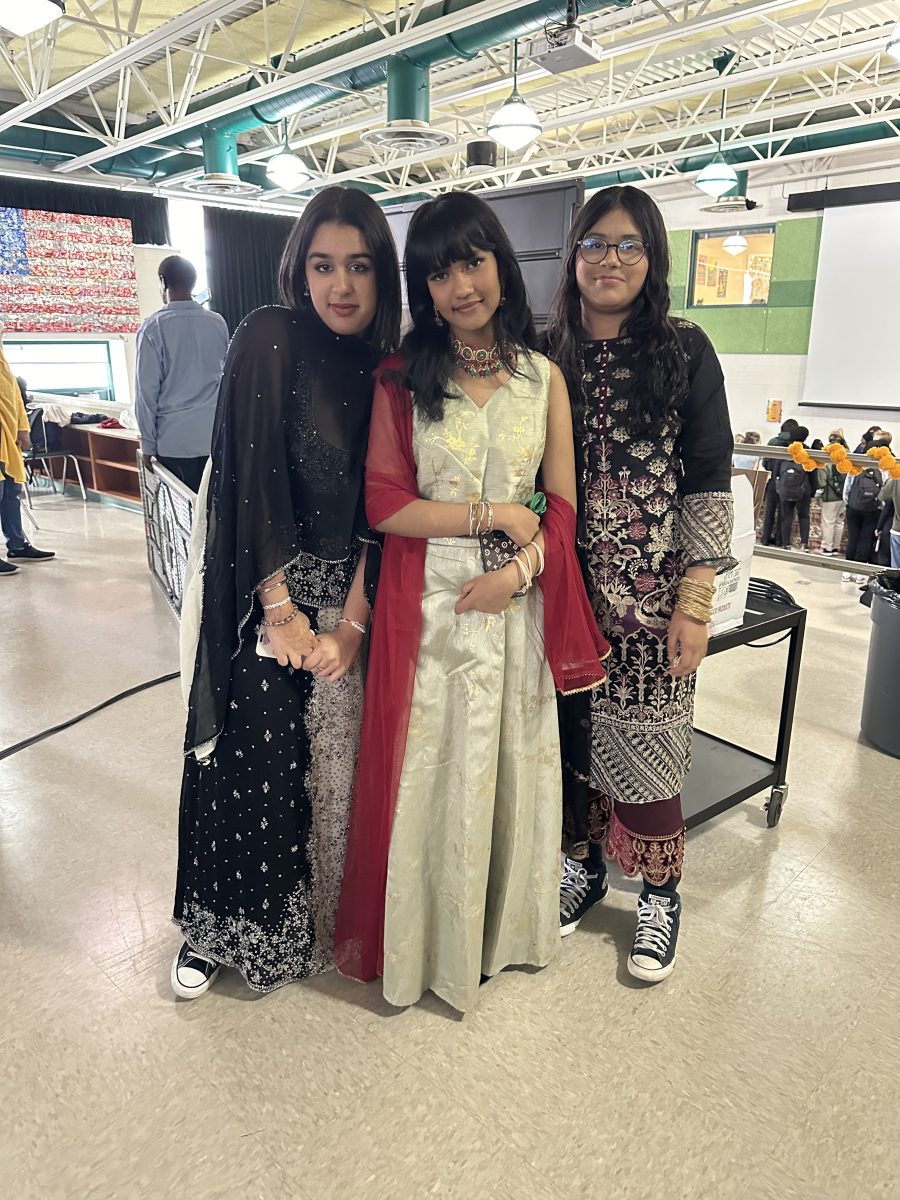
[340,617,367,635]
[261,609,297,628]
[262,596,292,611]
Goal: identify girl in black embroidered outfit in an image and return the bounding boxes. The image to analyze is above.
[171,188,401,998]
[546,186,735,983]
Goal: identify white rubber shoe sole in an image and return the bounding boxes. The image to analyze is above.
[627,953,677,983]
[171,950,221,999]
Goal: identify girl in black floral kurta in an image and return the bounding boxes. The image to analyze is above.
[547,186,735,983]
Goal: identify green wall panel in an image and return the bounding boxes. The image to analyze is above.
[687,307,768,354]
[669,216,821,355]
[763,307,813,355]
[770,216,822,282]
[768,279,816,307]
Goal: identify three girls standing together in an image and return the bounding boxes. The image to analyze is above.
[173,181,734,1011]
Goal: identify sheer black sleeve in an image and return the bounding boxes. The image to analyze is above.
[185,305,302,756]
[674,321,736,572]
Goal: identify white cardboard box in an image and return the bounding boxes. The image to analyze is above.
[710,474,755,633]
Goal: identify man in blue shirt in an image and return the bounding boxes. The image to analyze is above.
[134,256,229,492]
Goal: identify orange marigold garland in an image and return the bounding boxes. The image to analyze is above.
[867,445,900,480]
[788,442,820,472]
[825,442,862,477]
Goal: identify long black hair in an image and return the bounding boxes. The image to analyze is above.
[400,191,538,421]
[278,185,401,356]
[546,184,688,436]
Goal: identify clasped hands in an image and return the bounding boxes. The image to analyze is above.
[265,611,362,683]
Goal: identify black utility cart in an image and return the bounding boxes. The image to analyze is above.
[682,592,806,831]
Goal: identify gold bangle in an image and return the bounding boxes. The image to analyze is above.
[676,601,711,624]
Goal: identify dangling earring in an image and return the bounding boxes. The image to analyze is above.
[433,306,444,327]
[303,283,310,299]
[499,294,506,307]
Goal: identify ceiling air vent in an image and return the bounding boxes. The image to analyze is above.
[700,192,759,214]
[361,120,452,154]
[182,172,261,197]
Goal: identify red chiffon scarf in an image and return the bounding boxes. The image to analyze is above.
[333,356,609,983]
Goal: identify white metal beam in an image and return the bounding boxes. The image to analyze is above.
[0,0,259,136]
[51,0,591,173]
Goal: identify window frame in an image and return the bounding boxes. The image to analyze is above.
[687,224,777,310]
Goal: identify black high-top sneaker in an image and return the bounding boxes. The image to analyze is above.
[559,856,609,936]
[627,886,681,982]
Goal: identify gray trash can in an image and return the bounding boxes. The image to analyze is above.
[861,570,900,758]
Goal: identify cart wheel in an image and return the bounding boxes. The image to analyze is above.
[765,787,786,828]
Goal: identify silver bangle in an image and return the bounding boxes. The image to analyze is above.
[340,617,367,635]
[262,596,292,610]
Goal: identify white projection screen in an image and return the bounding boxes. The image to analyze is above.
[802,201,900,412]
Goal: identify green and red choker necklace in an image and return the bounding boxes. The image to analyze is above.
[451,336,506,379]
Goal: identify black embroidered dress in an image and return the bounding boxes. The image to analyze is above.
[174,305,376,992]
[564,320,735,882]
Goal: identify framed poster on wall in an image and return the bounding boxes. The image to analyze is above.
[717,268,728,298]
[706,257,718,286]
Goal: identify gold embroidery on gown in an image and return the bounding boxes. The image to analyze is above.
[381,353,562,1012]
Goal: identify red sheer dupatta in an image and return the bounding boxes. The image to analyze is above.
[333,357,609,983]
[538,493,610,695]
[334,357,426,982]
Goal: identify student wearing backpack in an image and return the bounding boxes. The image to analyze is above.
[761,418,799,545]
[775,425,814,550]
[842,461,884,580]
[817,454,847,555]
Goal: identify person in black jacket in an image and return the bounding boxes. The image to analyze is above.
[773,426,815,550]
[760,419,799,545]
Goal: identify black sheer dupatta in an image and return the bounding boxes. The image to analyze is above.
[184,305,376,757]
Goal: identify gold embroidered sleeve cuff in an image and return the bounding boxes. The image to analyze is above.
[680,491,737,573]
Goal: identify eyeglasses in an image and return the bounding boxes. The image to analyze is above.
[577,236,647,266]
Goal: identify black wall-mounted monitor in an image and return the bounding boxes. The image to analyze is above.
[383,179,585,328]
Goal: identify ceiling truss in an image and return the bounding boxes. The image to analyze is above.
[0,0,897,205]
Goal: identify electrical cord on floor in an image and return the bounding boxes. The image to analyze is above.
[0,671,180,762]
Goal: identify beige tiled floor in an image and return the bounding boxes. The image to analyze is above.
[2,493,899,1199]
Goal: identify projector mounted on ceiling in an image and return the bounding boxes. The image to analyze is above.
[524,27,604,75]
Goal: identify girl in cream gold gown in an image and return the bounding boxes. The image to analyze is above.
[334,192,607,1013]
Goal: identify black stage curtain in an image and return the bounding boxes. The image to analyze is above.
[0,175,170,244]
[204,205,297,333]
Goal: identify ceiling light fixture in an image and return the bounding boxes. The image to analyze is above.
[722,233,749,256]
[487,40,542,152]
[696,51,740,200]
[887,21,900,63]
[266,122,312,191]
[0,0,65,37]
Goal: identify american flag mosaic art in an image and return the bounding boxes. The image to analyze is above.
[0,207,141,334]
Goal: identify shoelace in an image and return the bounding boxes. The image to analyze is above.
[633,896,673,956]
[560,858,591,919]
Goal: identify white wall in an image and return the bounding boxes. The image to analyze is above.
[720,353,897,446]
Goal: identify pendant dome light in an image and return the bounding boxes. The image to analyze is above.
[266,121,312,191]
[0,0,65,37]
[722,233,749,256]
[696,52,739,200]
[487,41,542,152]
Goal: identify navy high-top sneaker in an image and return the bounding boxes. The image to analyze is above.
[627,877,681,982]
[559,855,609,936]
